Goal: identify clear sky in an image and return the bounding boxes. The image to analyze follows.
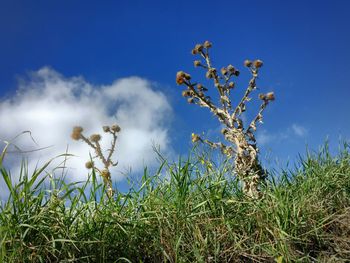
[0,0,349,188]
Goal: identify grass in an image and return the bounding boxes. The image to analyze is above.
[0,143,350,262]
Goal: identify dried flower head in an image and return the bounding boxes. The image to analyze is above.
[182,90,192,97]
[253,59,263,68]
[191,133,200,143]
[101,169,111,178]
[244,60,253,67]
[103,126,110,132]
[221,67,228,75]
[258,93,266,100]
[71,126,83,140]
[85,161,94,169]
[111,124,121,133]
[90,134,101,143]
[206,68,216,79]
[194,60,201,67]
[176,71,186,85]
[203,40,212,48]
[266,92,275,101]
[176,71,191,84]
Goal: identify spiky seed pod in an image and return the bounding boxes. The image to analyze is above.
[191,133,200,143]
[221,67,228,75]
[85,161,94,169]
[229,82,235,88]
[259,93,266,100]
[266,92,275,101]
[203,40,212,48]
[103,126,110,132]
[244,60,253,67]
[194,60,201,67]
[90,134,101,143]
[71,126,83,140]
[253,59,263,68]
[111,124,121,133]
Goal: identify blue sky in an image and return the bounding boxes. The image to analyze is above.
[0,0,349,184]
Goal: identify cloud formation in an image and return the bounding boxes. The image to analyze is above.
[0,68,173,191]
[257,123,308,146]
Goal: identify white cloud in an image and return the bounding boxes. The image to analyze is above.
[257,123,308,146]
[0,67,173,197]
[291,123,308,137]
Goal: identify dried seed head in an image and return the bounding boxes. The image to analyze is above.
[111,124,121,133]
[266,92,275,101]
[221,67,228,75]
[176,71,186,85]
[229,82,235,88]
[259,93,266,100]
[191,133,200,143]
[253,59,263,68]
[71,126,83,140]
[85,161,94,169]
[90,134,101,143]
[101,169,111,178]
[234,70,240,77]
[192,44,203,54]
[244,60,253,67]
[187,98,194,104]
[203,40,212,48]
[206,68,216,79]
[194,60,201,67]
[103,126,110,132]
[197,84,203,90]
[182,90,192,97]
[227,64,235,72]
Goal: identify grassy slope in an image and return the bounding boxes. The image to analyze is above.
[0,144,349,262]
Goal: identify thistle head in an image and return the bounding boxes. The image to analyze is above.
[90,134,101,143]
[111,124,121,133]
[71,126,83,140]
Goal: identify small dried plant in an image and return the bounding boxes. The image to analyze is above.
[71,124,121,198]
[176,41,275,198]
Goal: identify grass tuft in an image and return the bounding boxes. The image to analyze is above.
[0,143,350,262]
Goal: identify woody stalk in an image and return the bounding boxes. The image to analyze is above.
[176,41,275,198]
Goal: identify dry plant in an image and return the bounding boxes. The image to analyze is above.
[176,41,275,198]
[71,124,121,197]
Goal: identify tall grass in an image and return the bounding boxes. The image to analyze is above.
[0,143,350,262]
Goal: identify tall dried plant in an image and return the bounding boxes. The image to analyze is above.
[71,124,121,198]
[176,41,275,198]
